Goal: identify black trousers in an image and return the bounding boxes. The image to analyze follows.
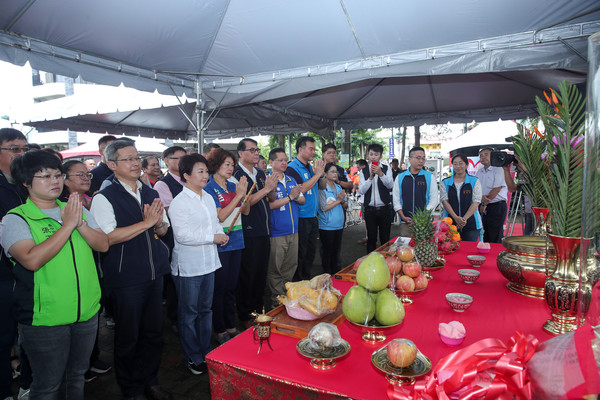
[109,278,164,398]
[294,217,319,281]
[482,201,507,243]
[236,235,270,322]
[364,204,392,253]
[319,229,344,275]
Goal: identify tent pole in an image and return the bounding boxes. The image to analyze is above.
[196,80,204,154]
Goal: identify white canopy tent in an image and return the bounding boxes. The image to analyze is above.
[1,1,599,141]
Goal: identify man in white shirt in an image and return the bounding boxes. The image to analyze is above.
[476,147,508,243]
[90,140,172,400]
[358,143,394,253]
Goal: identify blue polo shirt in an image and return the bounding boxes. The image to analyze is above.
[286,158,318,218]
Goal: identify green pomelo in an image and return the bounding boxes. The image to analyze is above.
[375,289,405,326]
[342,285,376,324]
[356,252,390,292]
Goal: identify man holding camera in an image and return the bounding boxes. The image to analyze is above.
[476,147,508,243]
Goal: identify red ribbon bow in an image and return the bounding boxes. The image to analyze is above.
[388,331,539,400]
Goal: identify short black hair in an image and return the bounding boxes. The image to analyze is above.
[203,143,221,153]
[409,146,425,156]
[451,154,469,165]
[237,138,258,152]
[323,143,337,153]
[295,136,315,152]
[104,139,136,162]
[391,158,399,163]
[479,146,495,154]
[11,150,63,197]
[356,159,368,168]
[61,160,85,197]
[28,143,42,150]
[141,156,158,169]
[0,128,26,146]
[178,153,208,183]
[269,147,286,161]
[41,147,63,162]
[367,143,383,155]
[324,162,338,175]
[162,146,186,159]
[98,135,117,150]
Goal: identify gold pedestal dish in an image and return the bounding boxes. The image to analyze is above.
[371,348,432,386]
[296,338,351,369]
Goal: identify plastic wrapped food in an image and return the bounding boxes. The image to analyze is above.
[527,324,600,399]
[307,322,342,349]
[278,274,341,319]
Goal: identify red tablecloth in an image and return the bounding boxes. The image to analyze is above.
[207,242,553,399]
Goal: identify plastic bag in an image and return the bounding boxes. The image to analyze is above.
[278,273,341,318]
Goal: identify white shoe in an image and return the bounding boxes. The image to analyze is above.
[18,388,30,400]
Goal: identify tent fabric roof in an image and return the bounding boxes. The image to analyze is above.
[1,1,599,136]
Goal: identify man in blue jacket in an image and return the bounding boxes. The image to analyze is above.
[286,137,325,281]
[90,140,172,400]
[393,147,439,237]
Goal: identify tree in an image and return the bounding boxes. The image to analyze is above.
[414,125,421,147]
[336,128,385,160]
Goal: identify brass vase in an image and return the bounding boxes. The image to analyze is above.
[531,207,550,237]
[543,234,592,335]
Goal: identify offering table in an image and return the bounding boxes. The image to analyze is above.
[206,241,552,399]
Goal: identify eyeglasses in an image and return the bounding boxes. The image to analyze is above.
[113,157,142,163]
[0,147,29,153]
[244,148,260,154]
[410,156,426,161]
[67,172,93,180]
[32,173,66,182]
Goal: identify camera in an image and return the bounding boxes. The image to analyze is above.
[490,151,515,167]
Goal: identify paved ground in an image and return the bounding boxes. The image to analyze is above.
[12,219,394,400]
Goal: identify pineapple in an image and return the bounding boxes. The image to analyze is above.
[410,208,438,268]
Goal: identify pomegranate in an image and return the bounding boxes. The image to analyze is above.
[385,256,403,275]
[402,262,421,278]
[396,247,414,262]
[414,273,428,290]
[395,275,415,292]
[353,255,367,271]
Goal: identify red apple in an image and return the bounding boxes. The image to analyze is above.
[353,255,367,271]
[395,275,415,292]
[385,256,403,275]
[402,261,421,278]
[387,338,418,368]
[396,247,414,262]
[414,273,428,290]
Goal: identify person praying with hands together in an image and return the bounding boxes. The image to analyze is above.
[266,148,305,309]
[1,150,108,400]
